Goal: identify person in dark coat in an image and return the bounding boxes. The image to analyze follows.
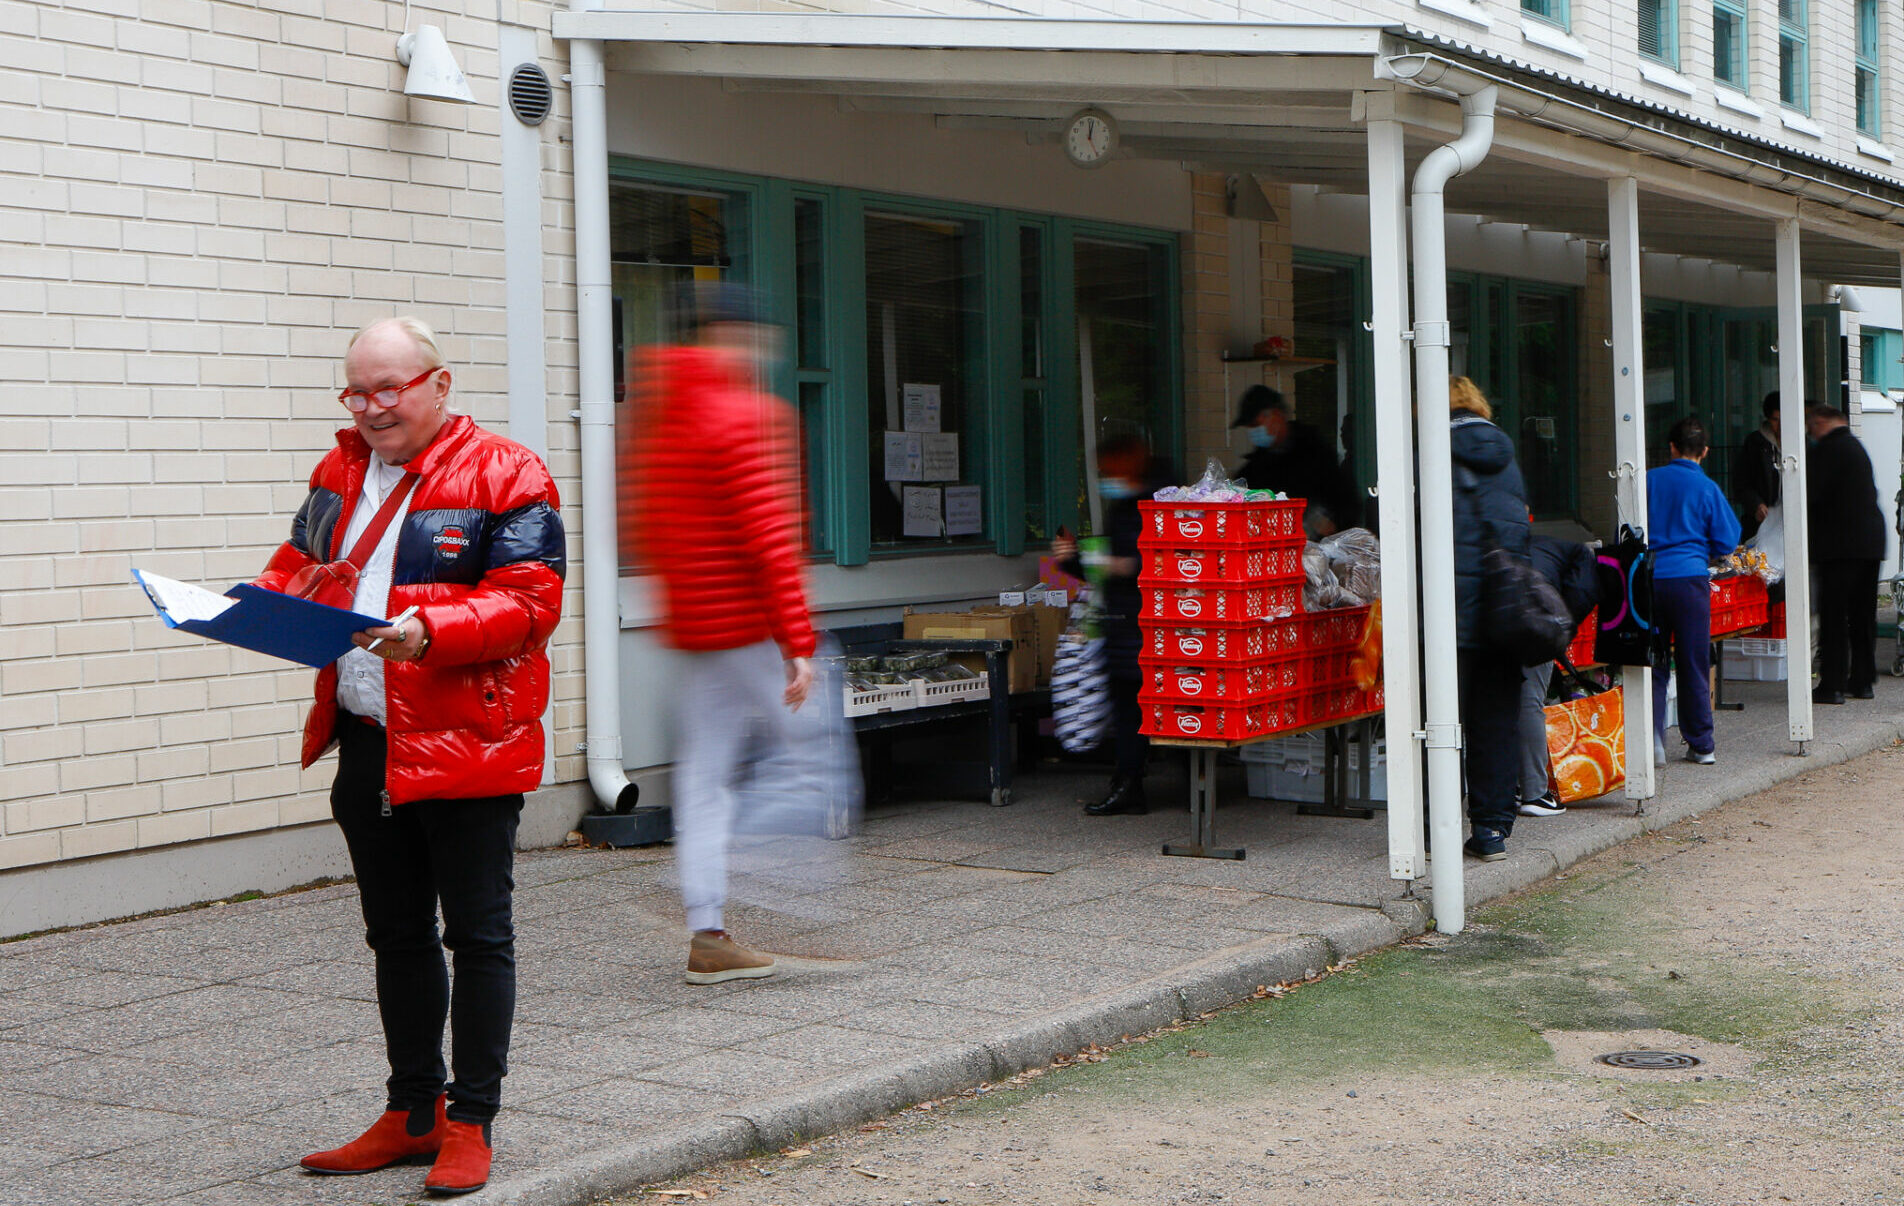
[1735,391,1782,541]
[1805,403,1888,703]
[1449,376,1530,861]
[1230,385,1359,537]
[1054,435,1163,815]
[1516,535,1599,817]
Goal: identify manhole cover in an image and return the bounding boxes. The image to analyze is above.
[1594,1050,1704,1070]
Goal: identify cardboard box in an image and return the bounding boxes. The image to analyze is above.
[903,607,1038,694]
[1029,604,1066,687]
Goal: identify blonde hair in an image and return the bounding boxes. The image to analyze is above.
[348,316,447,371]
[1449,376,1493,420]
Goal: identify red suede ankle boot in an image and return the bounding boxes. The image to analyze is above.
[300,1095,447,1175]
[423,1119,493,1196]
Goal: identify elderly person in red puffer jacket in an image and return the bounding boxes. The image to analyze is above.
[256,316,564,1196]
[624,284,816,988]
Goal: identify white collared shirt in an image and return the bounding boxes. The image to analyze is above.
[335,457,414,725]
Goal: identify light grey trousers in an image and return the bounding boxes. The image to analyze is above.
[1518,660,1556,801]
[672,640,786,934]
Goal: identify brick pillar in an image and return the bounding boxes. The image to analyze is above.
[1182,172,1233,476]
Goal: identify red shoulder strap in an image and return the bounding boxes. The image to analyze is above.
[340,473,419,569]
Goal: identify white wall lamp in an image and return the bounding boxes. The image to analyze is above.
[396,24,475,104]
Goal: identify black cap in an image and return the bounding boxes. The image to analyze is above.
[1231,384,1287,428]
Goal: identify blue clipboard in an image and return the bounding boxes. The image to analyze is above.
[137,575,389,668]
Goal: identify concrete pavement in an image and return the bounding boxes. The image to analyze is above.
[1,676,1897,1206]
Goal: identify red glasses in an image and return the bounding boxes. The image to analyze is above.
[338,367,440,413]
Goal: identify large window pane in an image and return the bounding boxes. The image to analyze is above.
[1514,291,1574,518]
[1713,2,1745,86]
[1075,237,1169,531]
[1293,260,1364,515]
[609,181,748,574]
[864,211,985,548]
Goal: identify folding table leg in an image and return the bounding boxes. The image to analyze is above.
[1163,746,1245,860]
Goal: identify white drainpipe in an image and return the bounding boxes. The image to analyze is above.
[1394,66,1499,935]
[568,5,638,812]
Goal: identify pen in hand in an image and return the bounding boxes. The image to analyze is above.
[364,605,419,654]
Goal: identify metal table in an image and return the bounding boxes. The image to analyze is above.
[852,637,1020,807]
[1153,710,1383,860]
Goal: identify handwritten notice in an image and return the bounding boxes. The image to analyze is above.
[944,485,982,536]
[902,383,942,433]
[883,431,922,482]
[902,486,943,538]
[921,433,960,481]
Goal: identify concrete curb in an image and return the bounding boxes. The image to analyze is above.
[469,712,1904,1206]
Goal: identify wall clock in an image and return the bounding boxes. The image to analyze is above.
[1063,108,1119,168]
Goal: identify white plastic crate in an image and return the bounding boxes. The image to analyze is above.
[1241,733,1387,802]
[1722,644,1788,682]
[913,670,990,708]
[843,683,917,717]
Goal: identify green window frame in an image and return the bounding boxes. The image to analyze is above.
[1523,0,1569,27]
[1778,0,1808,111]
[1712,0,1747,88]
[1862,328,1901,390]
[1857,0,1881,136]
[1640,0,1678,67]
[606,156,1181,567]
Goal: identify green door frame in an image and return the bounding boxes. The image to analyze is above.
[1292,248,1376,491]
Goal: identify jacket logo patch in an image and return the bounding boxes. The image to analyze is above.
[433,525,470,560]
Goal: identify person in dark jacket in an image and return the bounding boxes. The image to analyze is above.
[1449,376,1531,861]
[1231,385,1359,537]
[1734,391,1782,541]
[1054,436,1161,816]
[1806,403,1888,703]
[1516,536,1599,817]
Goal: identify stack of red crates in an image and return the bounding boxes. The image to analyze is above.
[1134,499,1376,742]
[1709,574,1770,637]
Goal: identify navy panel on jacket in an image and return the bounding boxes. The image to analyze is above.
[295,487,346,561]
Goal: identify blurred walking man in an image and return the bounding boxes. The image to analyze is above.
[1806,404,1887,704]
[625,284,815,984]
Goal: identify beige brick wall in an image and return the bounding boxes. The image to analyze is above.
[2,0,581,872]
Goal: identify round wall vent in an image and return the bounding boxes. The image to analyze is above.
[508,63,553,126]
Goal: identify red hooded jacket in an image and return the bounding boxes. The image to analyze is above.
[257,415,566,804]
[623,346,816,659]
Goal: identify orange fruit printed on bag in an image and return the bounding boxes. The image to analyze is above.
[1577,696,1621,739]
[1577,735,1620,783]
[1552,752,1606,801]
[1545,709,1577,759]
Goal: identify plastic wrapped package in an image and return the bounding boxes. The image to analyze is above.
[1152,456,1285,504]
[1303,540,1362,611]
[1320,528,1382,606]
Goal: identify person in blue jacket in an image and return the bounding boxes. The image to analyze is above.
[1646,416,1741,765]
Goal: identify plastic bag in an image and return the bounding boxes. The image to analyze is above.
[1320,528,1382,606]
[1302,541,1360,611]
[1744,502,1786,583]
[1153,456,1283,503]
[733,635,863,841]
[1051,632,1111,753]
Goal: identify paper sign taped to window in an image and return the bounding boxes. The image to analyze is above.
[903,383,941,433]
[944,484,983,536]
[922,433,959,481]
[883,431,923,482]
[902,486,943,537]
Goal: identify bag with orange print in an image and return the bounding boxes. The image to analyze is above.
[1543,672,1626,804]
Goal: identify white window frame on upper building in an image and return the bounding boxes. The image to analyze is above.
[1712,0,1748,91]
[1639,0,1680,69]
[1855,0,1881,137]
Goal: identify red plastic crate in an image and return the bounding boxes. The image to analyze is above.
[1709,574,1768,637]
[1140,694,1306,741]
[1300,605,1373,650]
[1138,651,1306,703]
[1143,624,1272,663]
[1138,499,1305,546]
[1141,582,1302,624]
[1760,600,1787,638]
[1139,541,1304,587]
[1302,647,1354,688]
[1304,682,1379,726]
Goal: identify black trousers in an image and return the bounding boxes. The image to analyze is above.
[332,715,522,1125]
[1107,670,1150,779]
[1458,647,1524,834]
[1816,559,1881,695]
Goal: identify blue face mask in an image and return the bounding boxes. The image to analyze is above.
[1248,426,1277,450]
[1099,477,1133,500]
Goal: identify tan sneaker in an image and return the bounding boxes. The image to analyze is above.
[686,929,776,985]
